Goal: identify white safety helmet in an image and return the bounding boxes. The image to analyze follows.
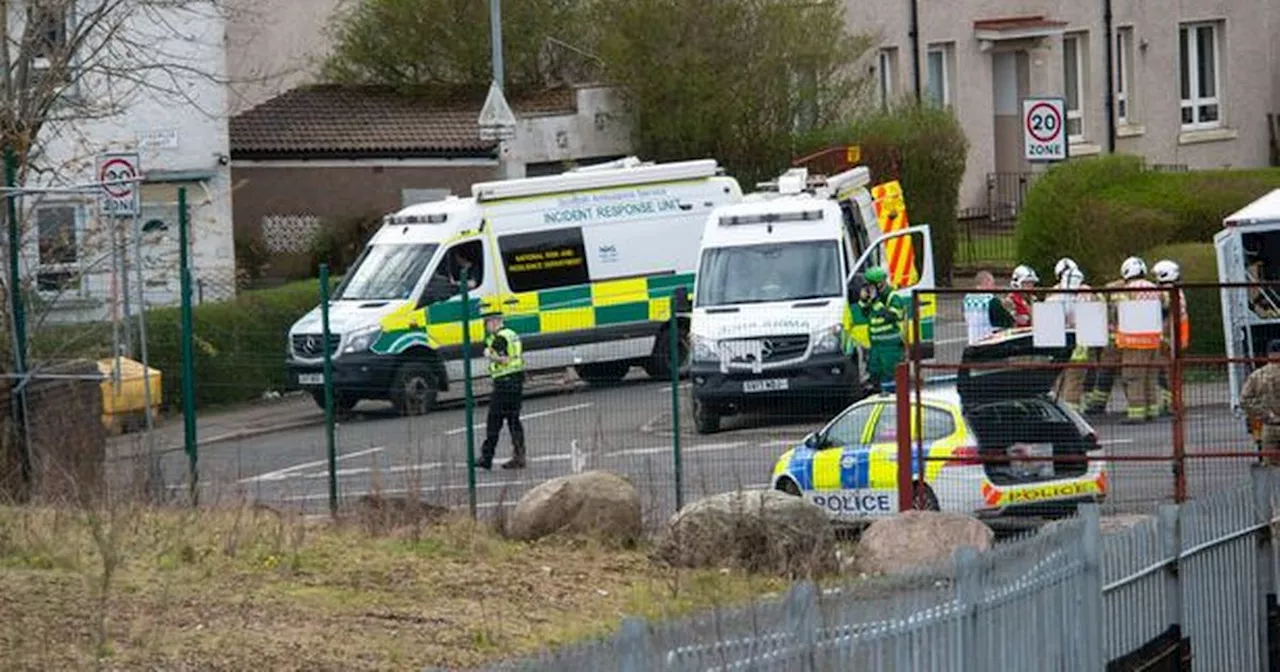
[1011,264,1039,287]
[1152,259,1181,283]
[1120,256,1147,281]
[1063,268,1085,290]
[1054,257,1079,281]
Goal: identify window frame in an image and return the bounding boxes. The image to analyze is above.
[1179,21,1223,131]
[32,201,84,296]
[1062,33,1086,143]
[877,48,896,109]
[822,403,877,447]
[868,403,956,444]
[1115,27,1134,125]
[925,45,950,107]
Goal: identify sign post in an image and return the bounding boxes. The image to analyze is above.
[1022,97,1069,162]
[97,152,141,216]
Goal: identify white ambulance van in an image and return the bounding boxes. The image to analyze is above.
[687,167,936,433]
[1216,188,1280,423]
[286,157,744,415]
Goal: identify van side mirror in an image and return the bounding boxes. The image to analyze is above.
[672,286,692,312]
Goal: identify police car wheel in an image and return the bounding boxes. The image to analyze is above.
[911,482,940,511]
[391,363,438,416]
[777,478,801,497]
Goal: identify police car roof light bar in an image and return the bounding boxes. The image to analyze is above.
[472,159,721,202]
[719,209,824,227]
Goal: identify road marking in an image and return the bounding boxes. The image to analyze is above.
[656,383,692,393]
[936,336,971,345]
[280,478,538,502]
[237,447,385,484]
[603,441,747,458]
[302,453,571,479]
[1099,439,1135,445]
[444,403,594,436]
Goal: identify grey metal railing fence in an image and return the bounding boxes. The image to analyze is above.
[485,466,1280,671]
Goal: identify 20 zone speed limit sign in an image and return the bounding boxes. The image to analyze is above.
[97,152,141,216]
[1023,97,1068,162]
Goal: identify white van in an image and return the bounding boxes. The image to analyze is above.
[687,167,936,433]
[286,157,744,414]
[1215,188,1280,418]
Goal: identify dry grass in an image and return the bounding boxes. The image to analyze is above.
[0,501,793,671]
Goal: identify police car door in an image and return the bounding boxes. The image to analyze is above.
[866,401,956,492]
[808,403,893,518]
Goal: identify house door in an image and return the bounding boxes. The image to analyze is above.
[992,51,1031,175]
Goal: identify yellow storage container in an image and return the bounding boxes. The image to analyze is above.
[96,357,162,435]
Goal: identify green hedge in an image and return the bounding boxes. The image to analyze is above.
[31,280,328,410]
[803,102,969,284]
[1016,154,1280,284]
[1144,242,1221,357]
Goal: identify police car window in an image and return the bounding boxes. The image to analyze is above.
[823,404,876,446]
[870,405,955,443]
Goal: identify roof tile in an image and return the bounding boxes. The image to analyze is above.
[230,85,578,159]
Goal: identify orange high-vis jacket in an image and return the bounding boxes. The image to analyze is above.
[1116,279,1162,350]
[1169,287,1190,350]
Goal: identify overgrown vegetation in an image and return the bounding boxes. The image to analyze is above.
[1016,154,1280,283]
[30,279,330,410]
[1145,242,1223,356]
[803,102,970,283]
[0,502,791,670]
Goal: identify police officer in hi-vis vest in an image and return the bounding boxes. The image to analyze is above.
[478,310,526,470]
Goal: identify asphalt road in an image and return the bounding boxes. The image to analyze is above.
[130,370,1256,527]
[121,314,1254,525]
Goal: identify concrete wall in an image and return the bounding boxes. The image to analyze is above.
[31,3,235,324]
[225,0,350,116]
[848,0,1279,211]
[506,85,634,176]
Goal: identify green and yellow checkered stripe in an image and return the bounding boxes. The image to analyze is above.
[373,273,693,355]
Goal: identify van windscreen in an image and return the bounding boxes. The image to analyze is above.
[333,243,439,301]
[695,240,841,307]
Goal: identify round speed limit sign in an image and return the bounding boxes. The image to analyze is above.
[1023,98,1066,161]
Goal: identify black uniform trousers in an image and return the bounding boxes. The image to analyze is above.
[480,373,525,460]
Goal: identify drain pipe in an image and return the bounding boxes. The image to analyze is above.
[1103,0,1117,152]
[909,0,922,101]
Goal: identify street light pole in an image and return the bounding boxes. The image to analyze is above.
[489,0,504,91]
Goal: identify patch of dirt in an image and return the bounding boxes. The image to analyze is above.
[0,504,789,670]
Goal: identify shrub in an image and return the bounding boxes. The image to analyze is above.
[31,279,330,410]
[1144,242,1222,357]
[1017,154,1280,283]
[804,102,969,284]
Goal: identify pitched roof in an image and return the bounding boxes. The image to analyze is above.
[229,84,578,160]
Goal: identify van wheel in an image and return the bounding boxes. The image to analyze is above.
[644,324,689,378]
[575,361,630,386]
[310,390,359,413]
[693,397,720,434]
[390,363,438,416]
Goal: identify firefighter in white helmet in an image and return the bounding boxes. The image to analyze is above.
[1046,258,1096,412]
[1152,259,1189,417]
[1006,264,1039,328]
[1114,256,1162,423]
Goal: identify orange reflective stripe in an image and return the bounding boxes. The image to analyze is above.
[872,181,919,287]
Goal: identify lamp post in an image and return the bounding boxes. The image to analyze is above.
[478,0,516,178]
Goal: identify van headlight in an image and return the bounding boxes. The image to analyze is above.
[342,326,381,354]
[691,335,718,362]
[812,325,844,354]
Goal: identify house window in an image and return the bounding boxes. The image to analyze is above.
[1063,33,1087,142]
[877,48,898,108]
[925,44,951,107]
[1115,27,1135,125]
[35,204,80,292]
[1179,22,1222,130]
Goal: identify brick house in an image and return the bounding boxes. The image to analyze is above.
[229,83,631,279]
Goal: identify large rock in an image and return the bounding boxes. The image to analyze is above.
[507,471,642,546]
[856,511,994,575]
[655,490,837,577]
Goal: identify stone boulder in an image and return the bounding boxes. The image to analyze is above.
[855,511,994,575]
[655,490,837,577]
[507,471,642,546]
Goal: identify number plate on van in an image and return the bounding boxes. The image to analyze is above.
[743,378,788,393]
[297,373,324,385]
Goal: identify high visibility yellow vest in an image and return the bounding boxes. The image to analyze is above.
[486,327,524,378]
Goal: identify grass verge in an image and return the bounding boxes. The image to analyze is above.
[0,502,793,670]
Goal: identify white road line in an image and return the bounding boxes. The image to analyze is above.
[656,383,692,393]
[1099,439,1135,445]
[238,447,385,484]
[443,403,594,436]
[603,441,747,458]
[281,478,538,502]
[936,336,971,345]
[301,453,572,479]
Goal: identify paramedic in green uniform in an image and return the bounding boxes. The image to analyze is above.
[858,266,907,393]
[477,310,526,470]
